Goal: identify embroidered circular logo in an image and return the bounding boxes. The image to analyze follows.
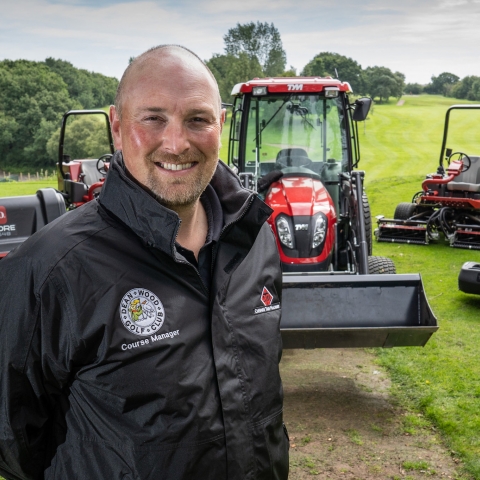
[119,288,165,336]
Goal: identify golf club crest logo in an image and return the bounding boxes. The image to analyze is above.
[254,286,280,315]
[120,288,165,336]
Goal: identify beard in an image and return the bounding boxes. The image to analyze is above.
[143,149,218,209]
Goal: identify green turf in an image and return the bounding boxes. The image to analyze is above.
[0,179,57,196]
[362,95,480,477]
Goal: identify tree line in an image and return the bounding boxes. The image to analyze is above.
[0,58,118,173]
[405,72,480,101]
[207,22,405,105]
[1,21,478,173]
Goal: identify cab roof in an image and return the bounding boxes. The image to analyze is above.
[231,77,353,96]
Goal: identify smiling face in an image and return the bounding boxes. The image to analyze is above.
[110,48,225,210]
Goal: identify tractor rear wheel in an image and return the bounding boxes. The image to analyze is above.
[394,202,416,220]
[363,192,373,255]
[368,256,396,274]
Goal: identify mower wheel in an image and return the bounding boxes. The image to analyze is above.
[362,192,373,255]
[368,256,396,274]
[394,202,416,220]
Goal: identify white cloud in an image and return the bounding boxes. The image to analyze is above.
[1,0,480,84]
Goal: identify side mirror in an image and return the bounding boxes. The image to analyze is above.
[352,97,372,122]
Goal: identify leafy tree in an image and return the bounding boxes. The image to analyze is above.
[0,59,118,172]
[277,66,297,77]
[363,66,405,103]
[47,115,112,162]
[0,60,79,170]
[424,72,459,96]
[451,75,480,101]
[404,83,424,95]
[207,53,263,103]
[45,58,118,108]
[302,52,364,93]
[223,22,286,76]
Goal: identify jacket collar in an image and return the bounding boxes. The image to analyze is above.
[98,151,272,258]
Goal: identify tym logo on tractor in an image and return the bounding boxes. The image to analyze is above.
[287,84,303,91]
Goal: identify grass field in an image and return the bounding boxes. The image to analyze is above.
[361,95,480,478]
[1,95,480,478]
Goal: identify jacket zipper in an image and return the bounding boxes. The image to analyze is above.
[165,194,257,296]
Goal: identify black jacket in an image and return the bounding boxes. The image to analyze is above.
[0,154,288,480]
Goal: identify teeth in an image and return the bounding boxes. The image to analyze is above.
[160,162,193,171]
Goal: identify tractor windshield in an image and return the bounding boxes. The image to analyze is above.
[243,94,349,184]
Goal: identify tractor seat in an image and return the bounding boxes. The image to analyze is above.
[447,156,480,193]
[78,159,105,186]
[276,148,312,167]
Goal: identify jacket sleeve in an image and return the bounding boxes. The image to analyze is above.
[0,253,73,480]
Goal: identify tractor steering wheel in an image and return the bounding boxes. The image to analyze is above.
[447,151,471,173]
[96,153,113,175]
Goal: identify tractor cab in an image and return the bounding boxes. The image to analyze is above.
[228,78,372,273]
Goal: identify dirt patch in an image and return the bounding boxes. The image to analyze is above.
[280,349,469,479]
[397,100,405,106]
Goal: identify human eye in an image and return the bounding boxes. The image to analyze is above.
[192,116,208,123]
[144,115,161,122]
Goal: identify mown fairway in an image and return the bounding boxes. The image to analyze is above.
[1,95,480,478]
[361,95,480,477]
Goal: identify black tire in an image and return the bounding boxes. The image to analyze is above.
[368,256,396,274]
[394,202,416,220]
[362,192,373,255]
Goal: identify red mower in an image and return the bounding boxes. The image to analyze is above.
[376,105,480,249]
[0,109,113,259]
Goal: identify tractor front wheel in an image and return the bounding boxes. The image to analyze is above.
[368,256,396,274]
[363,192,373,255]
[394,202,416,220]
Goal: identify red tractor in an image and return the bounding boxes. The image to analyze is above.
[229,77,388,275]
[227,77,437,347]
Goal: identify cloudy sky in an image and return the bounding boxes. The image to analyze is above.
[2,0,480,85]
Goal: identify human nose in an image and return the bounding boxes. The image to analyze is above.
[160,119,190,155]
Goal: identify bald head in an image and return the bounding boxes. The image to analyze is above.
[115,45,221,120]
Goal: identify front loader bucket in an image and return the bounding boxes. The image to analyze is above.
[281,273,437,349]
[375,218,429,245]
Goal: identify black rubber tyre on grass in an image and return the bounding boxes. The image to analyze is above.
[368,256,396,274]
[394,202,416,220]
[362,192,373,255]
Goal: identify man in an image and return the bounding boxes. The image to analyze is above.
[0,45,289,479]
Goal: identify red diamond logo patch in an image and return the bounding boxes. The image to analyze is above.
[261,286,273,306]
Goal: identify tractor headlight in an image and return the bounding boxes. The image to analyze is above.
[252,86,267,96]
[324,87,339,98]
[276,216,294,249]
[312,214,327,248]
